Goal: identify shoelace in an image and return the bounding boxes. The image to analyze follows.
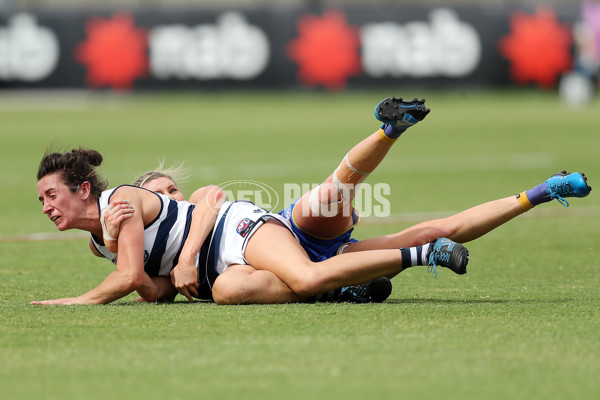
[341,285,369,301]
[548,181,572,207]
[352,286,369,299]
[427,252,438,278]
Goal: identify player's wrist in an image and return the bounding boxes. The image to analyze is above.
[179,249,197,263]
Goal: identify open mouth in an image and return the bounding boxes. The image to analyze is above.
[51,216,61,223]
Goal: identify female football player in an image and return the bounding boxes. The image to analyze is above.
[32,97,590,306]
[97,96,591,305]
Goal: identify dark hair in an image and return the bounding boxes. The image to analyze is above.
[37,147,108,199]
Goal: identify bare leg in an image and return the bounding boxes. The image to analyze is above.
[293,128,398,239]
[212,264,306,305]
[244,220,408,296]
[210,129,407,304]
[342,171,592,253]
[292,97,430,239]
[345,196,524,252]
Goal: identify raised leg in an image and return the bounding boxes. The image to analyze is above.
[346,196,523,251]
[344,171,592,253]
[292,97,430,239]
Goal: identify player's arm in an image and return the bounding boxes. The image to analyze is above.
[136,274,178,302]
[86,239,175,302]
[32,189,148,305]
[171,185,225,301]
[79,189,149,304]
[101,200,135,254]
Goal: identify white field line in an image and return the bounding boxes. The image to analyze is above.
[2,206,598,243]
[0,231,89,243]
[0,89,130,111]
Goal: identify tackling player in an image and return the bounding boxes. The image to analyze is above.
[99,96,591,304]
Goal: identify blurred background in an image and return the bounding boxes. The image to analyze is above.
[0,0,599,236]
[0,0,598,96]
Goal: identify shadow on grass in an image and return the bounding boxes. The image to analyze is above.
[110,299,213,307]
[105,297,578,307]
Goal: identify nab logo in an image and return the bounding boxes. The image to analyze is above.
[0,13,60,81]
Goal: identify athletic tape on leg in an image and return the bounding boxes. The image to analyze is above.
[331,153,370,200]
[344,154,371,177]
[307,184,347,217]
[332,171,357,201]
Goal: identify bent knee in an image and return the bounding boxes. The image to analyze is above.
[286,268,325,297]
[409,222,455,245]
[212,278,251,305]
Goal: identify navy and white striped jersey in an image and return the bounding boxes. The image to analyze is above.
[90,185,196,277]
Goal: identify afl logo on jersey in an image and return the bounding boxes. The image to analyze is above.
[236,218,255,237]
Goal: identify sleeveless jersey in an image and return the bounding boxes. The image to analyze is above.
[90,185,197,277]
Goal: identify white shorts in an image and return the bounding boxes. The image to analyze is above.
[207,201,295,276]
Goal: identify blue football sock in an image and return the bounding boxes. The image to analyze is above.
[383,123,405,139]
[525,183,550,207]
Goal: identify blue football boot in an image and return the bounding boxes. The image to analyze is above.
[374,96,430,132]
[427,238,469,278]
[337,277,392,303]
[545,171,591,207]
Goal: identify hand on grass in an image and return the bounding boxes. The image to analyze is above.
[30,296,88,305]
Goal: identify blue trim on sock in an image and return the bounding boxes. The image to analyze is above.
[400,248,411,269]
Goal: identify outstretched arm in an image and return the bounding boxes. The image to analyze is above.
[171,185,226,301]
[32,191,148,305]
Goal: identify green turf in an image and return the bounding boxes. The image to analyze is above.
[0,90,599,399]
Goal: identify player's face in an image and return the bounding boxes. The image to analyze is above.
[37,173,82,231]
[142,177,185,201]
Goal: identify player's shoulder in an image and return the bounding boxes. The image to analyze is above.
[109,184,154,201]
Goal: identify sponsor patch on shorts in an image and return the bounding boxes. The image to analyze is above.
[236,218,255,237]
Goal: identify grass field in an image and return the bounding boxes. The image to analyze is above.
[0,90,599,399]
